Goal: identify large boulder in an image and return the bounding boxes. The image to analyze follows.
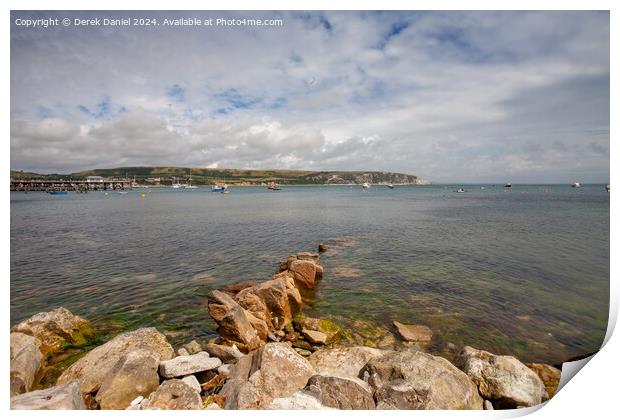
[159,352,222,378]
[203,343,244,363]
[305,374,375,409]
[11,380,85,410]
[308,346,387,379]
[11,307,95,356]
[10,332,43,396]
[526,363,561,399]
[207,290,239,322]
[289,259,319,289]
[220,342,315,409]
[218,306,263,352]
[57,327,175,410]
[454,346,546,408]
[236,277,297,329]
[142,379,203,410]
[361,350,483,409]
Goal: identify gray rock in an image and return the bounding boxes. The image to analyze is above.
[10,332,43,396]
[267,331,279,342]
[308,346,387,379]
[11,381,86,410]
[305,375,375,409]
[484,400,494,410]
[181,375,202,392]
[57,327,175,410]
[362,350,483,409]
[295,348,312,357]
[142,379,202,410]
[454,346,546,408]
[177,348,190,356]
[220,342,315,409]
[184,340,202,355]
[203,343,244,363]
[159,351,222,378]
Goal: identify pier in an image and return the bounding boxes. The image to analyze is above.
[10,178,133,192]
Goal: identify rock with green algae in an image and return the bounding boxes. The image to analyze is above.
[11,307,95,357]
[293,314,344,344]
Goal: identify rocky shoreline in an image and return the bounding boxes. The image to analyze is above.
[10,246,561,410]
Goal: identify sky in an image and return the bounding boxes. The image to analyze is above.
[10,11,610,183]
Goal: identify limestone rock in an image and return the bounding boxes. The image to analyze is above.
[454,346,546,408]
[57,327,175,409]
[220,342,315,409]
[393,321,433,342]
[11,381,86,410]
[143,379,203,410]
[308,346,387,379]
[305,374,375,409]
[10,332,43,396]
[159,352,222,378]
[361,350,483,409]
[267,391,332,409]
[203,343,244,363]
[526,363,561,398]
[302,329,327,345]
[11,307,95,356]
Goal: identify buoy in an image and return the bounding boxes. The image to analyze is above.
[140,193,145,198]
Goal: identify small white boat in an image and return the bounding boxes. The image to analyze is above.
[362,182,370,189]
[185,172,198,189]
[386,184,394,189]
[455,188,465,193]
[605,184,610,193]
[504,183,512,188]
[571,182,581,188]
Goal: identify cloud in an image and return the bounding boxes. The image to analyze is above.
[10,11,609,182]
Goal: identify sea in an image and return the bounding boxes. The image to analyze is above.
[10,184,610,365]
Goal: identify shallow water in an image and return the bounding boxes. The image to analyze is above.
[10,184,609,364]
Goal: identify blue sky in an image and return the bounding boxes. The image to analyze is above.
[10,11,610,182]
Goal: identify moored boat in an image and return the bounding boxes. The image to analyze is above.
[362,182,370,189]
[571,182,581,188]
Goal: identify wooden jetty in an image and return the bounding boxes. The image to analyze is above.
[10,178,132,192]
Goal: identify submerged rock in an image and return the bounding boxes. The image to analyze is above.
[302,329,328,345]
[305,374,375,409]
[220,342,314,409]
[454,346,546,408]
[142,379,202,410]
[393,321,433,343]
[11,380,85,410]
[361,350,483,409]
[203,343,244,363]
[308,346,387,379]
[318,243,329,253]
[11,307,95,356]
[57,327,175,410]
[294,316,343,344]
[10,332,43,396]
[526,363,561,399]
[159,352,222,378]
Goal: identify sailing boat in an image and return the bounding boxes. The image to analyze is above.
[171,176,183,189]
[185,170,198,189]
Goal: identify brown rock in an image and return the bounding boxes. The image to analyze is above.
[220,342,315,409]
[302,329,327,345]
[289,259,318,289]
[11,307,95,356]
[393,321,433,342]
[308,346,387,379]
[318,243,329,252]
[305,374,375,409]
[143,379,202,410]
[203,343,244,363]
[218,306,262,352]
[296,252,321,264]
[526,363,561,398]
[207,290,239,322]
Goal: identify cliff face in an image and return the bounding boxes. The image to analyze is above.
[303,171,430,185]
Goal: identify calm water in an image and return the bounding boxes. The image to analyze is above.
[10,185,609,364]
